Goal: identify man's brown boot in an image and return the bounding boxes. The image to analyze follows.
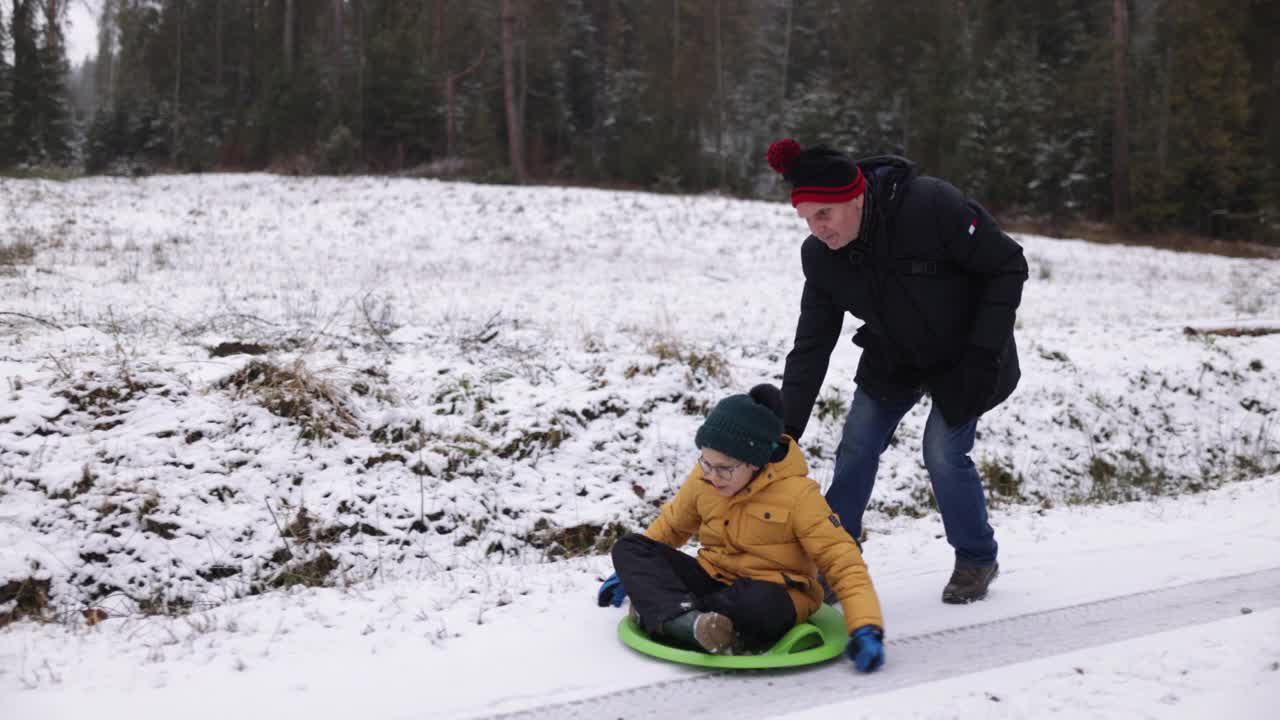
[941,561,999,604]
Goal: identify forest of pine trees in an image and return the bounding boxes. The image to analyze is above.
[1,0,1277,242]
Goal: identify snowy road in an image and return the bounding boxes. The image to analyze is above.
[486,567,1280,719]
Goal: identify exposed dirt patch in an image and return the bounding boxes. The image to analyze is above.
[1183,326,1280,338]
[209,341,273,357]
[1006,219,1280,260]
[217,359,359,441]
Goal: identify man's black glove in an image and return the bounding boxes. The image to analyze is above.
[932,345,999,426]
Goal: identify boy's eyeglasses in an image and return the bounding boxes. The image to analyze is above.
[698,456,744,478]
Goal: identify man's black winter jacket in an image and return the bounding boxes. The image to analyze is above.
[781,156,1029,437]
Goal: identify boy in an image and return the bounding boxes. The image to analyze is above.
[597,385,886,672]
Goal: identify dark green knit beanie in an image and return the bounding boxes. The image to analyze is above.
[695,394,783,467]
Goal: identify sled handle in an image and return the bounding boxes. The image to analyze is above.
[768,622,823,655]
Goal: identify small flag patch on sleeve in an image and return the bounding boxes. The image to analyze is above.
[968,218,978,235]
[829,514,842,528]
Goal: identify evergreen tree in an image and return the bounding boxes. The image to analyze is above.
[1023,0,1109,220]
[0,4,13,166]
[9,0,38,163]
[4,0,73,165]
[361,0,436,171]
[960,31,1047,212]
[35,3,73,165]
[52,0,1271,242]
[1132,0,1253,231]
[1242,0,1279,240]
[519,1,578,178]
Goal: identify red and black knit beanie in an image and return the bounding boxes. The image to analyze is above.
[766,138,866,207]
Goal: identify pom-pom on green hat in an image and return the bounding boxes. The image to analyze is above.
[695,394,784,467]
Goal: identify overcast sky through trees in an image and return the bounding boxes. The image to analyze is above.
[62,1,97,64]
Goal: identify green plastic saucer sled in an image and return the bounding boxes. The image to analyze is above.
[617,604,848,669]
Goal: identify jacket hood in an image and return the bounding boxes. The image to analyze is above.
[739,436,809,497]
[856,155,918,213]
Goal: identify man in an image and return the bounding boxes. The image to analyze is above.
[766,138,1028,604]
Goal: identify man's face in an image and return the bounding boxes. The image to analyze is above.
[796,195,864,251]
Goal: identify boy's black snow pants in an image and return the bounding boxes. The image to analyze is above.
[611,533,796,648]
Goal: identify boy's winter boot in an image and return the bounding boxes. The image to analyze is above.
[661,610,738,654]
[941,561,999,604]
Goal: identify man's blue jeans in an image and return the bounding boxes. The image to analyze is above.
[826,386,998,565]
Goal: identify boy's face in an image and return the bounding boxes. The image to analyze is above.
[698,447,757,497]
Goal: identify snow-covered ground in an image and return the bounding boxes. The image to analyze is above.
[1,175,1278,718]
[5,478,1278,719]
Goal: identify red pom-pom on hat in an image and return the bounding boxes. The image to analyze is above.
[767,138,802,175]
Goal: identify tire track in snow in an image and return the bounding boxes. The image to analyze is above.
[476,567,1280,720]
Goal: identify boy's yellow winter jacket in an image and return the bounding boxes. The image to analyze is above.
[643,438,884,634]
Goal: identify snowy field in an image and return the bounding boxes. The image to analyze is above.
[1,175,1278,718]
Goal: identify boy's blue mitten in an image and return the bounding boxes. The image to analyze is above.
[847,625,885,672]
[597,573,626,607]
